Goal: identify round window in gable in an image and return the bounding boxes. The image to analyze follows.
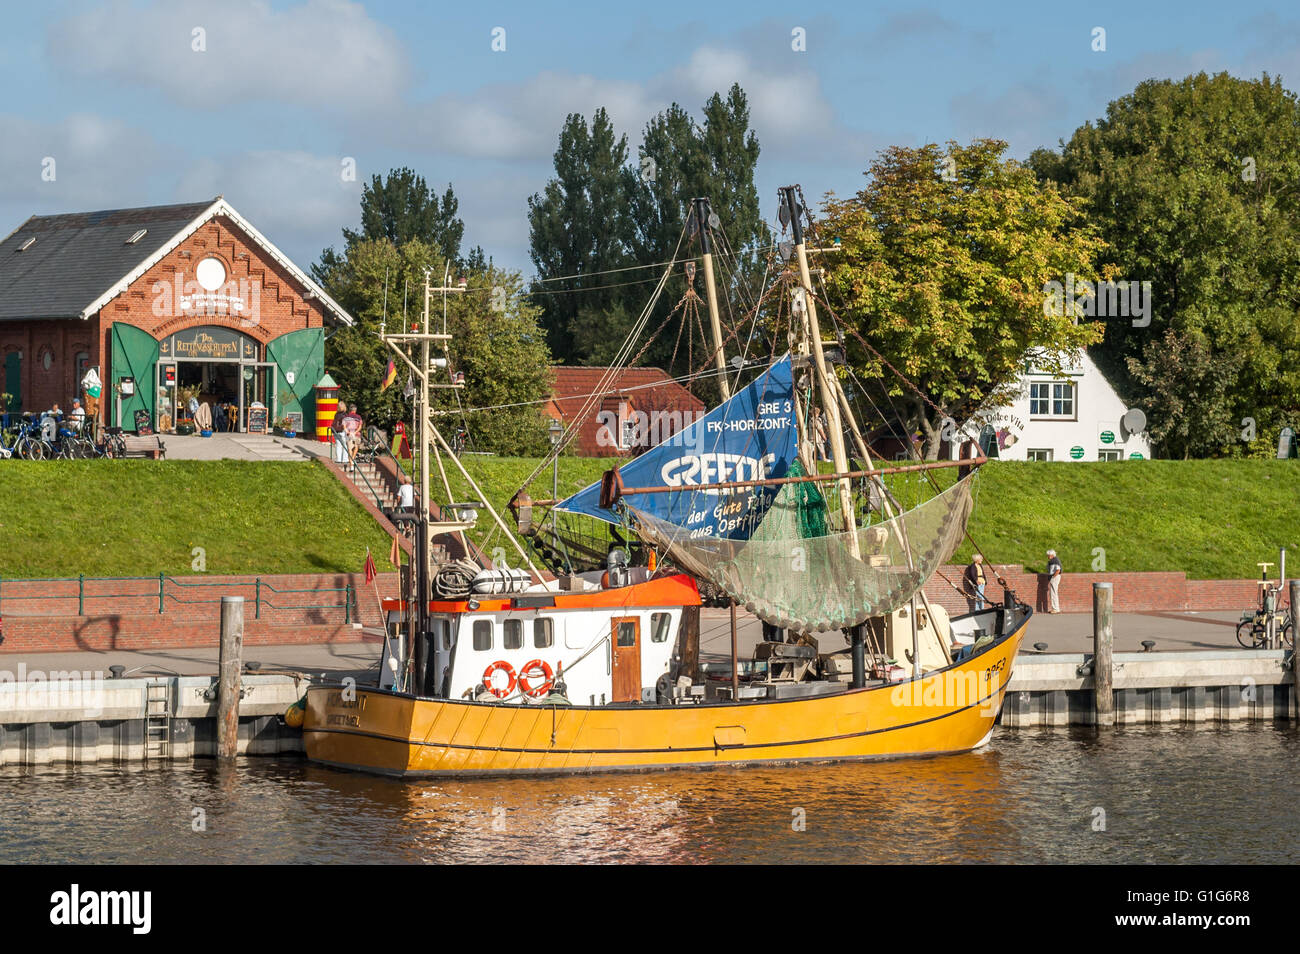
[195,257,227,292]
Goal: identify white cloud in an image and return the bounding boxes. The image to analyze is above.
[47,0,410,114]
[0,113,169,216]
[175,150,363,263]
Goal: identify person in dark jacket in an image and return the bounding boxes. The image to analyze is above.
[963,554,987,613]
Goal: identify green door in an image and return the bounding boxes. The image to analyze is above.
[266,328,324,430]
[3,351,20,413]
[109,324,159,430]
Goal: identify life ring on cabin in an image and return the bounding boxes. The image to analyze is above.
[482,661,517,698]
[517,659,554,698]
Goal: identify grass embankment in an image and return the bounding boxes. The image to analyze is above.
[0,459,393,578]
[940,460,1300,579]
[7,456,1292,581]
[439,457,1299,580]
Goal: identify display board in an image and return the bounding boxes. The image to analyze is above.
[247,406,268,434]
[133,408,153,436]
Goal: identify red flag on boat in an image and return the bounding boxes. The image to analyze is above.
[364,547,377,584]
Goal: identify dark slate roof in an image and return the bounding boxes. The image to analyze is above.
[0,199,218,321]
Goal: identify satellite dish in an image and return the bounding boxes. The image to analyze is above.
[708,211,720,229]
[1121,408,1147,435]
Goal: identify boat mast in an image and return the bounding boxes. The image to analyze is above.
[692,198,731,402]
[780,186,860,559]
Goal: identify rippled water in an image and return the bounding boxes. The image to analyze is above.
[1,725,1296,864]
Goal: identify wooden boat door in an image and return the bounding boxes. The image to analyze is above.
[611,616,641,702]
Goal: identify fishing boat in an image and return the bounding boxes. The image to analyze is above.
[302,187,1031,777]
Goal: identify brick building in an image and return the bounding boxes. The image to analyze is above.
[547,366,706,457]
[0,197,354,433]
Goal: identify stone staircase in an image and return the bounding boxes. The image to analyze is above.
[345,458,400,512]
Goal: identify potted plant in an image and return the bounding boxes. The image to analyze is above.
[274,416,297,438]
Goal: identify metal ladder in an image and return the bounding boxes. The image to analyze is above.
[145,681,171,760]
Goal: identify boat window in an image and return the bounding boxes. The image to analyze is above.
[503,618,523,650]
[432,617,452,652]
[472,619,493,652]
[534,617,554,649]
[617,620,637,647]
[650,612,671,643]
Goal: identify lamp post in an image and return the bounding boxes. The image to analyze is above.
[548,418,563,500]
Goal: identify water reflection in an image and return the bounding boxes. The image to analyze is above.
[1,724,1296,864]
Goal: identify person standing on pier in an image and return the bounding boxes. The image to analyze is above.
[963,553,987,613]
[1046,549,1062,613]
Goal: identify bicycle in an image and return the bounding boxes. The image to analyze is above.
[1237,562,1294,649]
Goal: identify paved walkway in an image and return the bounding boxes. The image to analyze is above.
[160,432,328,462]
[0,608,1254,683]
[699,607,1246,658]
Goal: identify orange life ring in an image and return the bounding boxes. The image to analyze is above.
[517,659,554,698]
[482,660,517,698]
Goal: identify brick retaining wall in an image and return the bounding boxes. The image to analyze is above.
[0,571,399,653]
[925,565,1264,615]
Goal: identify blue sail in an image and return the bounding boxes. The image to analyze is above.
[554,356,796,540]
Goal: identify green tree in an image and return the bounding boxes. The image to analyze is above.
[527,108,636,363]
[1125,328,1243,459]
[821,139,1105,458]
[316,168,466,288]
[318,238,552,455]
[1028,72,1300,454]
[527,87,765,395]
[628,86,766,391]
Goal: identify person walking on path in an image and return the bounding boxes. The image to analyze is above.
[963,553,987,613]
[1046,549,1063,613]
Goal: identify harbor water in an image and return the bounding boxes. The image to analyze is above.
[2,724,1296,864]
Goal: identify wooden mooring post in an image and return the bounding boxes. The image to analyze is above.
[1291,580,1300,720]
[1093,582,1114,726]
[217,596,244,759]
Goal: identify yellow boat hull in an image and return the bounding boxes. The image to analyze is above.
[304,621,1027,778]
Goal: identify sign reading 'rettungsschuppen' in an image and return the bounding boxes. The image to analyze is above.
[158,326,258,362]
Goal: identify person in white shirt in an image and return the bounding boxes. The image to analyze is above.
[397,473,415,511]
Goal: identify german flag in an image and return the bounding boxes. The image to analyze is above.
[381,358,397,391]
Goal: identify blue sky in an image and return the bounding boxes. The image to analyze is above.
[2,0,1298,275]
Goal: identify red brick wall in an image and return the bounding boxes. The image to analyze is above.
[925,564,1266,614]
[0,319,93,416]
[0,571,398,654]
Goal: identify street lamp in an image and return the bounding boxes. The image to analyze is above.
[548,418,563,500]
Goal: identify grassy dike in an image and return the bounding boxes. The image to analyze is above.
[0,459,393,578]
[2,456,1294,581]
[441,456,1299,580]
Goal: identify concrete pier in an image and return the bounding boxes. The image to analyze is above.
[999,649,1295,726]
[0,673,306,768]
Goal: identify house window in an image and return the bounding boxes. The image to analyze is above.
[1029,381,1076,419]
[472,619,493,652]
[503,619,523,650]
[1027,449,1053,462]
[533,617,554,649]
[1098,449,1122,462]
